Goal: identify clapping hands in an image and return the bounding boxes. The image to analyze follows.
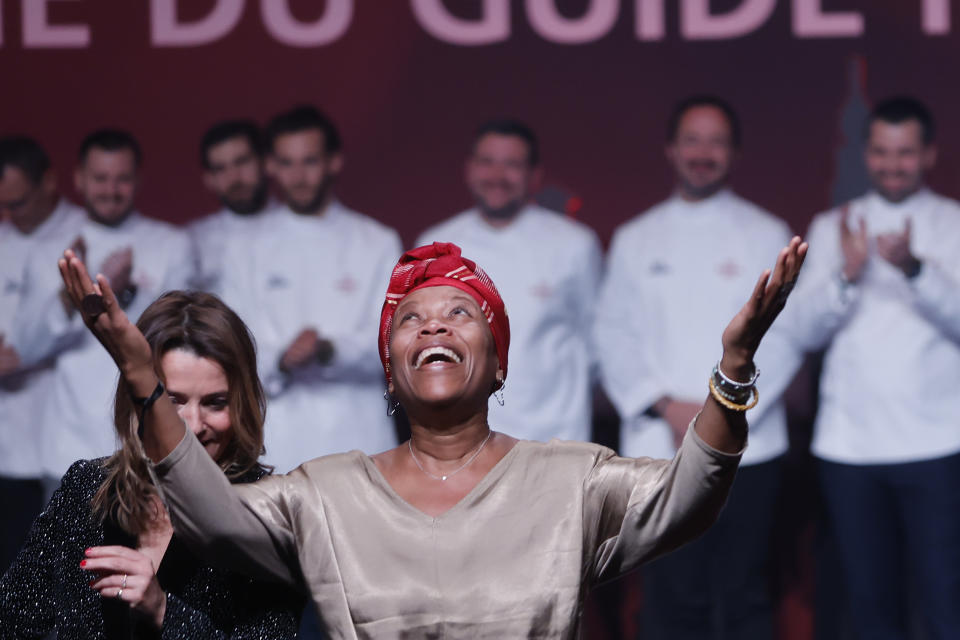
[840,210,921,281]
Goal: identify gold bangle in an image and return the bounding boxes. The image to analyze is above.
[708,377,759,411]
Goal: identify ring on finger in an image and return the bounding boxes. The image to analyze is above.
[81,293,107,319]
[121,574,127,589]
[116,588,123,599]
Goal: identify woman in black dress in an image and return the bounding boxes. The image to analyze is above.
[0,291,301,639]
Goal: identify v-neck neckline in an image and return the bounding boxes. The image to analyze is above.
[360,440,525,522]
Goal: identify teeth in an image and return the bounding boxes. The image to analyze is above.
[415,346,462,369]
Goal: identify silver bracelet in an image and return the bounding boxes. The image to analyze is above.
[714,361,759,389]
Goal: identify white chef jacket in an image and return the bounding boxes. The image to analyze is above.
[219,202,402,473]
[0,200,85,478]
[594,190,802,465]
[790,189,960,464]
[187,203,278,295]
[34,211,194,477]
[415,204,602,443]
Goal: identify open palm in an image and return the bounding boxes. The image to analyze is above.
[722,236,807,360]
[58,249,153,377]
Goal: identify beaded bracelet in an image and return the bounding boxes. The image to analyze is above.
[710,380,753,405]
[709,377,759,411]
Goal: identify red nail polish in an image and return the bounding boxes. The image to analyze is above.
[84,547,92,554]
[80,560,86,567]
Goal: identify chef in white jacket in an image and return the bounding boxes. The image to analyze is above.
[0,137,84,570]
[789,96,960,639]
[594,96,803,640]
[188,119,276,295]
[36,130,193,479]
[219,105,401,474]
[415,120,601,444]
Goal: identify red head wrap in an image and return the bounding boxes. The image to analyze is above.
[378,242,510,387]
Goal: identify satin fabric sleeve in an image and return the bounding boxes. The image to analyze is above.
[151,431,305,590]
[583,421,742,583]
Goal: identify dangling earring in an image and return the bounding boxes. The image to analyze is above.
[494,379,505,407]
[384,389,400,416]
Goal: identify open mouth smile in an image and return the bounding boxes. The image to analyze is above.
[414,346,464,369]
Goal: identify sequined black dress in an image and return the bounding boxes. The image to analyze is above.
[0,458,302,639]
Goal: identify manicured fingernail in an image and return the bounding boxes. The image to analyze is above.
[84,547,92,554]
[80,560,86,567]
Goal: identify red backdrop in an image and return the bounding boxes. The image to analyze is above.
[3,0,959,246]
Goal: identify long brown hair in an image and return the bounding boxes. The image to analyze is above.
[91,291,268,536]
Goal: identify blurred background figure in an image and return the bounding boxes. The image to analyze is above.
[31,129,194,482]
[189,119,275,295]
[594,96,804,639]
[0,136,84,571]
[415,120,601,443]
[219,105,401,473]
[791,96,960,639]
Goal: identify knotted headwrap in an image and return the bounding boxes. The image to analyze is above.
[378,242,510,387]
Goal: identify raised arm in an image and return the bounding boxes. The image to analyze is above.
[694,236,807,452]
[58,249,185,460]
[587,237,807,581]
[58,250,303,587]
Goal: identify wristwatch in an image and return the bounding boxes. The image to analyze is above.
[835,269,856,303]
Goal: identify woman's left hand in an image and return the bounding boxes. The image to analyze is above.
[58,250,155,389]
[83,545,167,628]
[721,236,808,370]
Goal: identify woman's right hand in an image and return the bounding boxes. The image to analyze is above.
[84,545,168,629]
[58,250,155,391]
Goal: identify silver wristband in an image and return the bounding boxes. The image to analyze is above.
[714,361,759,388]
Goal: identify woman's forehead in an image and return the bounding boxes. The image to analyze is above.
[396,285,481,311]
[160,347,227,383]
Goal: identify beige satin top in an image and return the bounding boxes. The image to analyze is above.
[152,425,741,639]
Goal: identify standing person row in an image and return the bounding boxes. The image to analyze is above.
[594,96,804,639]
[790,96,960,639]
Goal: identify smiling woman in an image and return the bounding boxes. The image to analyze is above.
[55,239,806,638]
[0,291,302,639]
